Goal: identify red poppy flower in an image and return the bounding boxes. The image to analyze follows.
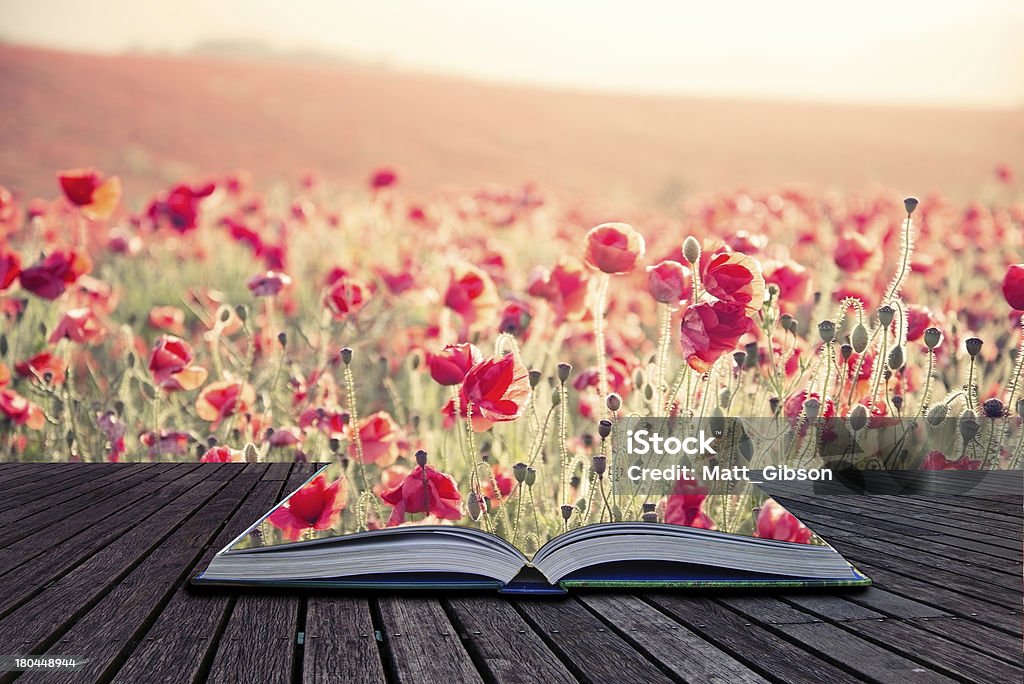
[444,263,499,331]
[584,222,645,274]
[380,464,462,526]
[268,475,348,540]
[195,380,255,423]
[427,342,483,386]
[921,450,982,471]
[140,430,191,457]
[247,270,292,297]
[498,300,533,337]
[49,307,106,345]
[199,446,243,463]
[754,500,812,543]
[18,249,92,300]
[834,232,876,272]
[526,257,589,323]
[904,305,933,342]
[664,477,717,530]
[369,167,398,190]
[0,389,46,430]
[147,182,216,233]
[346,411,401,466]
[646,260,691,304]
[57,167,122,220]
[323,276,369,320]
[15,351,67,384]
[148,336,208,391]
[701,249,765,312]
[441,353,531,432]
[148,306,186,335]
[1003,264,1024,310]
[763,259,811,308]
[0,249,20,292]
[679,301,754,372]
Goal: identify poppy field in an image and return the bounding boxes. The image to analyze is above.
[0,164,1022,538]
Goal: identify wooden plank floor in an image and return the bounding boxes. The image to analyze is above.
[0,465,1019,683]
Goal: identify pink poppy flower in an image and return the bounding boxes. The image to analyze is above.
[268,475,347,540]
[380,464,462,526]
[584,222,645,274]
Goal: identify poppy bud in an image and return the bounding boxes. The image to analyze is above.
[851,323,869,353]
[468,492,483,520]
[817,320,836,343]
[769,396,780,415]
[840,343,853,362]
[512,462,528,483]
[0,334,6,357]
[277,331,287,348]
[340,347,353,365]
[959,409,980,443]
[644,384,654,401]
[849,404,869,432]
[561,504,574,521]
[926,402,948,426]
[633,370,645,389]
[592,455,607,476]
[219,307,231,323]
[529,369,542,388]
[65,430,74,448]
[235,304,248,322]
[779,313,794,331]
[738,436,753,461]
[551,388,561,406]
[904,197,919,215]
[206,435,218,447]
[415,449,428,466]
[328,438,341,453]
[606,393,622,413]
[244,443,259,463]
[887,345,904,371]
[113,399,125,416]
[892,395,903,411]
[804,398,822,421]
[877,305,895,327]
[598,419,612,440]
[719,388,731,408]
[923,327,942,350]
[126,352,135,368]
[557,362,572,384]
[982,398,1003,419]
[525,466,537,486]
[1017,398,1024,418]
[965,337,983,358]
[682,236,701,265]
[410,352,421,370]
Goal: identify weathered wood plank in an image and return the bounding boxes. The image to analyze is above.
[645,594,861,683]
[302,597,386,684]
[578,594,768,684]
[516,598,676,683]
[445,596,578,684]
[377,597,485,684]
[205,595,299,684]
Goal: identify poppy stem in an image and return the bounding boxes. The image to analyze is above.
[594,273,610,414]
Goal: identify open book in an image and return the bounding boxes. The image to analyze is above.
[193,462,869,594]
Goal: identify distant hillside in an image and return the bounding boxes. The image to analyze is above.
[0,43,1020,204]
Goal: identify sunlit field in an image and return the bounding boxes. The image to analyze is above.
[0,159,1021,536]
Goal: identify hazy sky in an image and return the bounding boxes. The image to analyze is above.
[4,0,1023,107]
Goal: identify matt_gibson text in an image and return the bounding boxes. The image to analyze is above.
[625,464,833,482]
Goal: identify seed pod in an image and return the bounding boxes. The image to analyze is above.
[682,236,701,265]
[410,353,421,370]
[328,438,341,453]
[851,323,869,353]
[959,409,980,443]
[606,393,622,413]
[923,327,942,350]
[887,345,904,371]
[732,350,747,367]
[512,462,528,483]
[780,313,794,331]
[840,343,853,362]
[415,450,428,466]
[926,402,948,426]
[892,395,903,411]
[768,396,780,415]
[642,502,657,513]
[340,347,353,365]
[598,419,612,440]
[877,305,895,328]
[525,466,537,487]
[561,504,574,522]
[817,320,837,343]
[277,331,287,348]
[849,404,869,432]
[235,304,248,322]
[528,370,542,388]
[0,334,7,357]
[904,197,919,215]
[468,492,483,520]
[556,362,572,384]
[719,388,731,408]
[642,511,659,523]
[592,455,607,476]
[982,398,1004,419]
[803,398,821,421]
[964,337,983,358]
